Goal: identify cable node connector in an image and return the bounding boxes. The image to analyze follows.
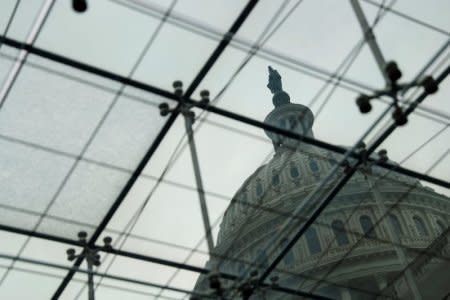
[200,90,210,105]
[421,76,438,94]
[385,61,402,83]
[173,80,183,97]
[72,0,88,13]
[356,94,372,114]
[392,106,408,126]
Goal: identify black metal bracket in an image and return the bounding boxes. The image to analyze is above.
[159,81,210,121]
[356,61,439,126]
[66,231,113,265]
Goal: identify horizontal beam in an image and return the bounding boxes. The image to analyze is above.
[0,36,447,190]
[0,223,328,299]
[0,253,212,298]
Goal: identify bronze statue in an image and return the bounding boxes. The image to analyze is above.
[267,66,283,94]
[267,66,290,106]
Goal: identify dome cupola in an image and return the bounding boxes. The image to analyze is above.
[264,66,315,151]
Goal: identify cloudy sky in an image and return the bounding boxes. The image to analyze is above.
[0,0,449,299]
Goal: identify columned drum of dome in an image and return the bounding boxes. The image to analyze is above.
[192,67,450,300]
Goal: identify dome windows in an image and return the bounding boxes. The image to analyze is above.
[309,159,320,173]
[360,215,376,238]
[240,192,248,214]
[272,172,280,187]
[278,119,286,129]
[331,220,349,246]
[289,164,300,179]
[389,214,403,236]
[256,180,264,199]
[288,115,297,129]
[413,216,428,236]
[305,227,322,255]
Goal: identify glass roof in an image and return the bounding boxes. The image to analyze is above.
[0,0,449,299]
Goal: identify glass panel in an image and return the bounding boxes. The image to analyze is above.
[1,0,449,298]
[196,52,393,147]
[0,53,168,238]
[83,93,166,169]
[0,237,82,299]
[37,161,130,237]
[363,1,449,82]
[0,269,62,299]
[385,0,450,34]
[0,138,74,231]
[0,0,45,41]
[237,1,369,72]
[0,55,119,154]
[35,0,161,76]
[0,46,19,87]
[172,0,246,32]
[373,112,450,187]
[131,22,218,92]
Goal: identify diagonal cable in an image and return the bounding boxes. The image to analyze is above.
[0,0,21,51]
[0,0,55,109]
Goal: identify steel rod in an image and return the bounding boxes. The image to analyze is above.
[0,253,211,298]
[87,259,95,300]
[350,0,389,84]
[184,112,215,254]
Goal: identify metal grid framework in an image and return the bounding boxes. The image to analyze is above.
[0,0,449,299]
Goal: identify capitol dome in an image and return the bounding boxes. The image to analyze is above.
[193,67,450,300]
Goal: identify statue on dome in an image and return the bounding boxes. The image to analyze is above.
[267,66,290,107]
[267,66,283,94]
